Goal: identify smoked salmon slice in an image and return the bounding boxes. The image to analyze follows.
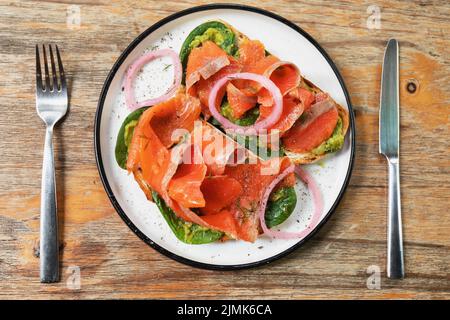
[238,39,266,70]
[168,145,207,208]
[186,41,230,91]
[258,62,301,106]
[259,96,304,133]
[201,210,239,238]
[227,40,301,122]
[226,82,257,119]
[282,99,338,152]
[228,59,301,123]
[233,39,280,95]
[194,57,242,117]
[193,122,237,176]
[200,176,243,215]
[127,107,170,195]
[222,157,294,242]
[126,91,200,197]
[288,87,316,111]
[149,93,201,147]
[266,63,301,96]
[236,54,280,96]
[126,91,200,171]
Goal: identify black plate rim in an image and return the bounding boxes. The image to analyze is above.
[94,3,356,270]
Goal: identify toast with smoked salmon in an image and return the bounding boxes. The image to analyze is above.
[115,90,297,244]
[114,20,349,245]
[180,20,350,164]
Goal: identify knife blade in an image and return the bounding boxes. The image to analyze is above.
[379,39,404,279]
[379,39,399,158]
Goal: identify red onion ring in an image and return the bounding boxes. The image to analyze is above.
[208,72,283,135]
[124,49,182,111]
[259,165,323,239]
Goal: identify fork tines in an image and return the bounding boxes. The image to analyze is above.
[36,44,66,93]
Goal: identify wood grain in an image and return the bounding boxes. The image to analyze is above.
[0,0,449,299]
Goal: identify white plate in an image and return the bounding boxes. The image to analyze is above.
[95,4,355,269]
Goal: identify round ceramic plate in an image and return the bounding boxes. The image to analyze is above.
[95,4,355,270]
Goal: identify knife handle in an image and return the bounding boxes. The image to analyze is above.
[387,158,404,279]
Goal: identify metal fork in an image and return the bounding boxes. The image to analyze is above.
[35,44,68,283]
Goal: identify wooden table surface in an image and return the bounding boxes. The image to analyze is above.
[0,0,448,300]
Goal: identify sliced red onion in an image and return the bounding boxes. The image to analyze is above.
[259,165,323,239]
[124,49,182,111]
[208,72,283,135]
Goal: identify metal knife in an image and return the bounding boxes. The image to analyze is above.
[379,39,404,279]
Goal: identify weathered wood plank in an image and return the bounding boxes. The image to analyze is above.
[0,0,448,299]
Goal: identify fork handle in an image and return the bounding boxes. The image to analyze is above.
[387,158,404,279]
[40,126,59,282]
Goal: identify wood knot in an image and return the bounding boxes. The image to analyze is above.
[406,79,419,94]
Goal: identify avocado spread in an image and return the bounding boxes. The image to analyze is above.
[124,120,138,147]
[189,28,226,51]
[312,117,344,155]
[220,101,259,126]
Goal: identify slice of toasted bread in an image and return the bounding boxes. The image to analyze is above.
[198,20,350,164]
[284,79,350,164]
